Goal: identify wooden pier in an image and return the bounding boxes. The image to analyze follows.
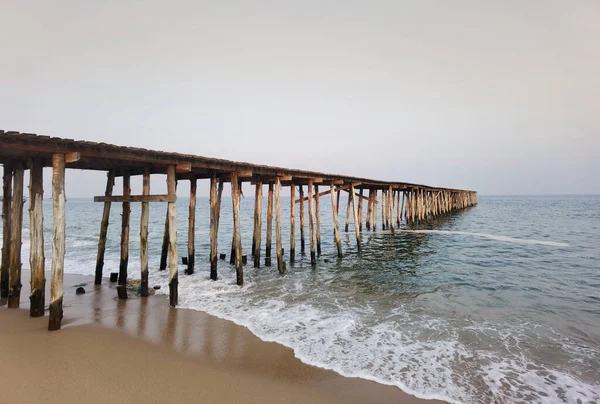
[0,130,477,330]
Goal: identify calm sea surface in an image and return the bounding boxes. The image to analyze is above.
[5,194,600,403]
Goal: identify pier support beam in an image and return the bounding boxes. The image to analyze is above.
[159,209,169,271]
[48,154,65,331]
[372,190,377,231]
[140,168,150,297]
[1,164,12,298]
[330,182,342,258]
[389,186,395,234]
[231,172,243,285]
[29,160,45,317]
[289,183,295,262]
[344,191,351,233]
[275,177,284,273]
[307,179,316,265]
[187,177,197,275]
[117,171,131,300]
[209,176,223,280]
[381,189,386,230]
[253,181,263,268]
[350,183,361,250]
[358,188,364,232]
[7,164,24,308]
[299,186,305,253]
[315,184,321,256]
[94,171,115,285]
[167,166,178,305]
[365,190,373,231]
[265,183,273,266]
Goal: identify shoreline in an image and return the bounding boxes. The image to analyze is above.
[0,271,444,404]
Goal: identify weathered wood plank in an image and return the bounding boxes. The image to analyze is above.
[93,194,176,203]
[64,151,81,163]
[94,171,115,285]
[29,160,45,317]
[140,168,150,296]
[48,154,65,331]
[7,164,24,308]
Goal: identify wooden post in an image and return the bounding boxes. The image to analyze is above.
[253,181,263,268]
[344,191,351,232]
[48,154,65,331]
[400,191,405,223]
[396,190,401,226]
[330,182,342,258]
[7,164,24,308]
[29,160,45,317]
[314,184,321,256]
[117,171,131,300]
[187,177,197,275]
[307,179,316,265]
[336,189,341,215]
[265,183,273,266]
[357,188,364,232]
[289,183,295,262]
[167,165,178,305]
[159,209,169,271]
[389,186,395,233]
[209,176,223,280]
[231,172,243,285]
[1,164,12,298]
[350,183,361,250]
[275,177,284,273]
[372,190,378,231]
[365,190,373,231]
[140,168,150,297]
[381,189,386,230]
[299,185,305,253]
[94,171,115,285]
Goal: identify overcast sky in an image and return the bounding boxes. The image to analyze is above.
[1,0,598,196]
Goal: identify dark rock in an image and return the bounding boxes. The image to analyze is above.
[153,285,161,290]
[75,287,86,295]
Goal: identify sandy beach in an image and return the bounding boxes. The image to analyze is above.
[0,272,442,404]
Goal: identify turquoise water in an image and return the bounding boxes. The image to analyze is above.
[5,194,600,403]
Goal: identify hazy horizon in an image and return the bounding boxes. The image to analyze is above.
[2,0,599,197]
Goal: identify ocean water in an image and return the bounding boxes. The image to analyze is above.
[4,194,600,403]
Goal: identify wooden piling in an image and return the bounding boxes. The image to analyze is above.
[253,181,263,267]
[1,164,12,298]
[159,209,169,271]
[358,188,364,232]
[372,190,378,231]
[187,177,197,275]
[344,191,351,233]
[350,183,361,250]
[209,176,223,280]
[307,179,317,265]
[265,183,273,266]
[389,186,395,233]
[299,185,305,253]
[117,171,131,300]
[140,168,150,297]
[365,190,373,231]
[167,166,178,305]
[29,160,45,316]
[400,191,405,223]
[314,184,321,256]
[381,189,386,230]
[275,177,284,272]
[48,154,65,331]
[94,171,115,285]
[231,172,243,285]
[330,182,342,258]
[396,190,401,226]
[289,183,295,262]
[7,164,24,308]
[336,189,341,215]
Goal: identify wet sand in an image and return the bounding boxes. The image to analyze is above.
[0,272,444,404]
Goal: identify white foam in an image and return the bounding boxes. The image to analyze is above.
[401,230,570,247]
